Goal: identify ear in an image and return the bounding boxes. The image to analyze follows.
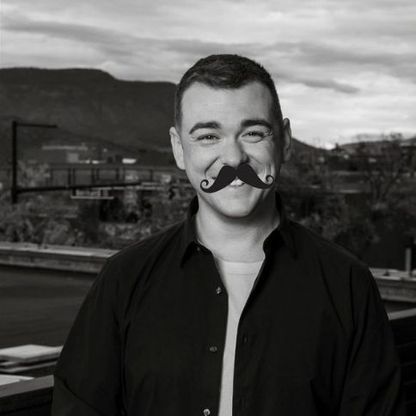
[169,126,185,170]
[281,118,292,163]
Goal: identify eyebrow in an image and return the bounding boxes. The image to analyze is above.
[188,118,273,135]
[240,118,273,130]
[189,121,221,135]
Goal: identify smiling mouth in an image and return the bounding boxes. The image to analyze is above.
[228,179,244,187]
[211,177,244,187]
[201,165,274,194]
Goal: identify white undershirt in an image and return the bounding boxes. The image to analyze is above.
[214,256,264,416]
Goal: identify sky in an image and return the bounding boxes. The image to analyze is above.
[1,0,415,147]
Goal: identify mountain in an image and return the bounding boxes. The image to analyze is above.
[337,135,416,156]
[0,68,176,163]
[0,67,322,166]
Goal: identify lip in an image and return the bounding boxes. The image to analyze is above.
[207,178,246,189]
[228,182,245,188]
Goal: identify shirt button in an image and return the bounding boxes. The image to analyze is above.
[203,409,211,416]
[216,286,222,295]
[209,346,218,353]
[242,335,248,344]
[196,246,201,252]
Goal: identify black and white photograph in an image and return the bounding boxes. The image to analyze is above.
[0,0,415,414]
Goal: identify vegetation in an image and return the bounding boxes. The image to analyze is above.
[0,134,414,269]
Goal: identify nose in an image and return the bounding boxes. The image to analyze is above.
[220,138,248,167]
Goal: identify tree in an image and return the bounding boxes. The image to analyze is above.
[351,133,411,212]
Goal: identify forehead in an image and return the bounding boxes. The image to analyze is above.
[180,81,274,128]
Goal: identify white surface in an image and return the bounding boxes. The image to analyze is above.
[0,344,62,363]
[0,374,33,386]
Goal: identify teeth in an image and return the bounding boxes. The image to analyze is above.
[229,179,244,186]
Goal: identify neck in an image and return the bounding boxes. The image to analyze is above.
[195,192,279,262]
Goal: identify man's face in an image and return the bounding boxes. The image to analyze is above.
[170,81,291,219]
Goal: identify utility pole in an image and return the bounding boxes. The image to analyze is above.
[11,120,57,204]
[11,121,18,204]
[9,120,182,202]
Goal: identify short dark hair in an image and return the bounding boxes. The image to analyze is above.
[174,54,283,129]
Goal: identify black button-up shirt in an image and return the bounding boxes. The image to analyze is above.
[52,193,405,415]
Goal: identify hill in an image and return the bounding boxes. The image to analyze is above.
[0,67,322,166]
[0,68,176,163]
[337,134,416,156]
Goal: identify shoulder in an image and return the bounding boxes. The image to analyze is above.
[106,219,184,271]
[92,220,185,310]
[288,220,376,307]
[289,220,369,274]
[287,220,382,329]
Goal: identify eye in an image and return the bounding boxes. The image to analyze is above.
[243,130,272,142]
[247,131,264,137]
[196,134,219,142]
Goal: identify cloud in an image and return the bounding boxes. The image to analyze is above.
[288,77,359,94]
[1,0,415,143]
[255,39,416,85]
[3,12,363,95]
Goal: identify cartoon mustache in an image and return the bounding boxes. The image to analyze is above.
[200,163,274,193]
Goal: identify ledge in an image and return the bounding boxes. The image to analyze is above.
[0,242,115,274]
[0,375,53,414]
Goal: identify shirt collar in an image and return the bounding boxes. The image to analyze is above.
[179,191,296,266]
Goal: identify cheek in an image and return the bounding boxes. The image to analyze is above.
[247,143,278,166]
[184,147,216,170]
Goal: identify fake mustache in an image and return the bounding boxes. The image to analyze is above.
[200,163,274,193]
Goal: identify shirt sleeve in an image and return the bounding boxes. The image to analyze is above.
[51,260,124,416]
[338,268,407,415]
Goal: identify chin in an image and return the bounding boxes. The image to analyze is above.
[198,188,264,218]
[215,200,256,219]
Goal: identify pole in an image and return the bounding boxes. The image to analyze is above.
[11,121,18,204]
[10,120,57,204]
[405,247,412,278]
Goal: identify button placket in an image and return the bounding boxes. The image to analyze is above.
[199,257,226,416]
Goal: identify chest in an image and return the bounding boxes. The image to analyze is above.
[122,255,350,405]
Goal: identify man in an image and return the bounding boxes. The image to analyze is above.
[52,54,405,415]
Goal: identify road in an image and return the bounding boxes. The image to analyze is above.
[0,265,94,349]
